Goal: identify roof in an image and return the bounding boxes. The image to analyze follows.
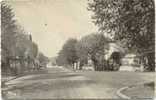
[105,42,126,60]
[124,53,137,58]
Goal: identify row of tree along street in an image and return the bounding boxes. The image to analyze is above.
[56,0,155,71]
[1,2,49,76]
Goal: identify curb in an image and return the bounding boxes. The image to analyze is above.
[116,81,154,99]
[2,78,18,92]
[116,86,131,99]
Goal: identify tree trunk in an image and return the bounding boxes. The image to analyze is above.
[146,53,155,71]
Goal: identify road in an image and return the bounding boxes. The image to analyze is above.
[3,66,154,99]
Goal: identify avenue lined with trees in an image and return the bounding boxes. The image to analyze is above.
[2,0,154,75]
[2,0,154,99]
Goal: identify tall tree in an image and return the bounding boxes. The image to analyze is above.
[1,2,40,74]
[37,52,49,67]
[57,38,78,67]
[1,2,17,72]
[76,33,109,70]
[88,0,155,71]
[56,50,68,66]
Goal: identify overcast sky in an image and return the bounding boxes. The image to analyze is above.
[9,0,98,57]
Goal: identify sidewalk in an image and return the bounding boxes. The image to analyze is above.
[2,69,47,90]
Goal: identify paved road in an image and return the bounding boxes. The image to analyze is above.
[3,66,154,99]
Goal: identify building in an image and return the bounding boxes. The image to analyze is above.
[104,41,125,70]
[119,53,143,71]
[105,41,145,71]
[105,41,125,60]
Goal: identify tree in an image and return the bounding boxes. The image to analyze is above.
[75,40,88,69]
[31,42,38,59]
[37,52,49,68]
[57,38,78,68]
[76,33,109,70]
[88,0,155,71]
[1,2,18,73]
[56,50,68,66]
[1,2,40,74]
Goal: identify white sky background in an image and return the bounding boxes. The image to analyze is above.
[8,0,98,57]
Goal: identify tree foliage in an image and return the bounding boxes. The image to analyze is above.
[1,2,41,74]
[1,2,17,61]
[56,38,78,66]
[76,33,109,70]
[88,0,155,71]
[88,0,154,50]
[37,52,49,67]
[57,34,109,70]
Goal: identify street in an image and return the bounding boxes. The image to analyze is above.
[3,66,154,99]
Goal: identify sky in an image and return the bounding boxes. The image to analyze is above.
[8,0,98,57]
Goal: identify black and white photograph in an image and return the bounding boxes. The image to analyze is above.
[1,0,155,99]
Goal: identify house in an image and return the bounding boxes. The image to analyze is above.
[104,40,145,71]
[105,41,125,60]
[119,53,143,71]
[104,41,126,70]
